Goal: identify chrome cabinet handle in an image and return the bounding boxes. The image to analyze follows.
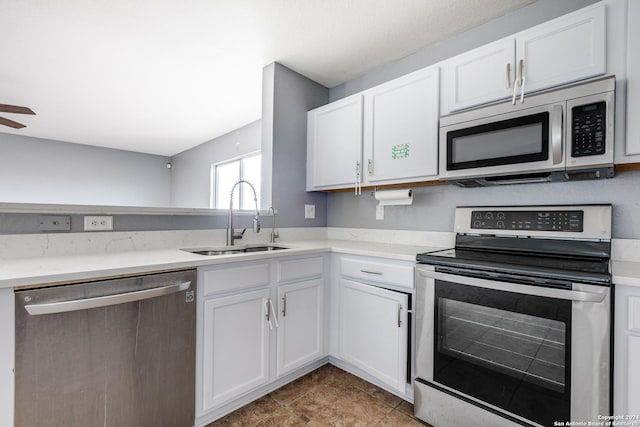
[511,76,519,105]
[551,105,563,164]
[281,294,287,317]
[355,161,361,195]
[360,269,383,275]
[24,281,191,315]
[506,63,511,89]
[269,298,279,328]
[397,304,402,328]
[367,159,373,176]
[519,60,525,103]
[265,298,270,323]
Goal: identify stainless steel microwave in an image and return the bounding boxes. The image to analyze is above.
[439,76,615,186]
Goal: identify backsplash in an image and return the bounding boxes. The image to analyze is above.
[327,170,640,239]
[0,227,326,260]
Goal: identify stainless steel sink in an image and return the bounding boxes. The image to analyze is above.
[181,244,288,256]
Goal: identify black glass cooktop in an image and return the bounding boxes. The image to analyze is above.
[417,235,611,286]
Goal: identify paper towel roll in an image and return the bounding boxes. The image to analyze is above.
[374,189,413,206]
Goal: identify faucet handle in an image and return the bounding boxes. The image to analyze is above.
[232,228,246,239]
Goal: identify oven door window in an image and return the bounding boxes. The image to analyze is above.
[446,112,549,171]
[434,280,571,426]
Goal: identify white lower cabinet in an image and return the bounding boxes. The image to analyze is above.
[277,279,323,376]
[202,289,270,411]
[339,279,409,393]
[197,256,326,423]
[614,284,640,416]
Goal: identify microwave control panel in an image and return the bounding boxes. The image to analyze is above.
[470,210,584,232]
[572,101,606,157]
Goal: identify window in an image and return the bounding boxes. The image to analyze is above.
[212,153,261,209]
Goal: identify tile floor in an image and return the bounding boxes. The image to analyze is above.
[208,364,430,426]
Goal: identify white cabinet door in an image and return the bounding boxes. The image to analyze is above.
[306,95,363,190]
[516,5,605,95]
[276,279,323,377]
[626,0,640,156]
[339,279,408,393]
[364,67,440,184]
[446,38,515,111]
[201,289,270,412]
[615,286,640,417]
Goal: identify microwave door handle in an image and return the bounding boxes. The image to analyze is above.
[551,105,563,164]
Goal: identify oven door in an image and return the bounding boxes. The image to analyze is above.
[439,102,565,182]
[415,267,610,427]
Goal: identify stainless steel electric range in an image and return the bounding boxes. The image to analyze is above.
[414,205,612,427]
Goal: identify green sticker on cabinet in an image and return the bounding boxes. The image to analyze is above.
[391,143,410,160]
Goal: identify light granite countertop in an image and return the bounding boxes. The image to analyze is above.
[0,239,444,289]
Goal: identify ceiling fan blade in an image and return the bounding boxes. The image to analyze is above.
[0,116,27,129]
[0,104,35,115]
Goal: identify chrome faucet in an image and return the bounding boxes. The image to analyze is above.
[268,206,279,243]
[227,180,260,246]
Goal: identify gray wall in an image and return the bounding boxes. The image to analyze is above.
[330,0,599,101]
[327,171,640,239]
[0,133,171,206]
[263,63,329,227]
[325,0,640,238]
[170,120,261,208]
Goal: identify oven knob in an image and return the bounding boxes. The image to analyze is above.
[496,221,504,228]
[485,212,494,220]
[473,220,482,228]
[497,212,505,220]
[474,212,482,219]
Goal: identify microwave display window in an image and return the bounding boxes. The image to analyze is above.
[447,112,549,171]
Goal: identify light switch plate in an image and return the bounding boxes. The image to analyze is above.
[376,205,384,220]
[304,204,315,219]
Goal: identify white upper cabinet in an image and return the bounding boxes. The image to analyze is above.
[447,39,515,112]
[307,66,440,191]
[517,5,606,94]
[445,4,606,112]
[363,67,440,184]
[626,0,640,156]
[306,95,363,190]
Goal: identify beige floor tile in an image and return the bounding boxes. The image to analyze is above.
[208,364,417,427]
[396,400,415,417]
[376,409,430,426]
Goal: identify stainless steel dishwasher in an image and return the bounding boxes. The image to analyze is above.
[14,269,196,427]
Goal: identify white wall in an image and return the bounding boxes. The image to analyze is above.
[169,120,261,209]
[0,133,171,206]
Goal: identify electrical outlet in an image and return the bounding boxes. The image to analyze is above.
[84,216,113,231]
[304,204,315,219]
[376,205,384,220]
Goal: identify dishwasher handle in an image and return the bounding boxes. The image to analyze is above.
[24,281,192,315]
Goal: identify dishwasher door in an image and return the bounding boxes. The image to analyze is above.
[14,269,196,427]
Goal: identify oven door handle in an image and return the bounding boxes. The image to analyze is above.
[417,270,607,303]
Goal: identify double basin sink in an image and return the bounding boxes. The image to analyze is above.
[182,244,288,256]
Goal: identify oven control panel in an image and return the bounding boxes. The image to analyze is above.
[470,210,584,231]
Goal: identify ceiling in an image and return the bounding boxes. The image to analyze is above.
[0,0,536,157]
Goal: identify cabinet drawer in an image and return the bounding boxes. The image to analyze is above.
[200,263,270,296]
[340,257,413,289]
[277,257,324,283]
